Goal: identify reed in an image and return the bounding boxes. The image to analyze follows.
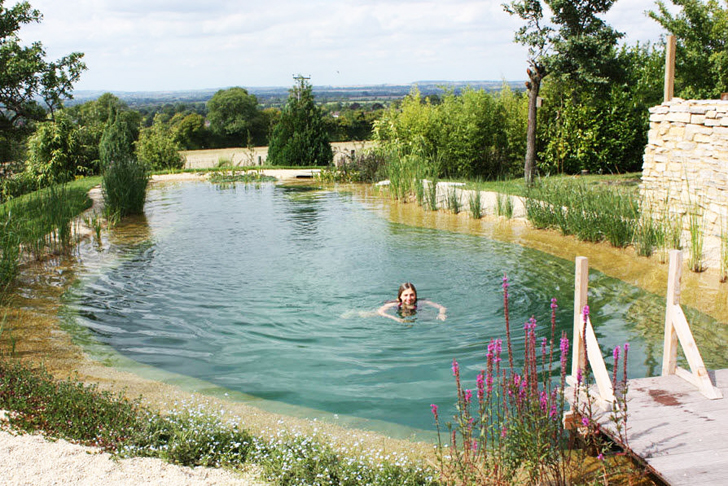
[496,192,514,219]
[425,179,438,211]
[102,158,150,219]
[687,204,705,272]
[721,215,728,283]
[446,187,460,214]
[468,190,482,219]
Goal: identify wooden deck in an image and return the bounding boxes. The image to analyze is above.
[567,252,726,486]
[592,369,728,486]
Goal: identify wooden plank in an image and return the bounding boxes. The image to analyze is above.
[572,257,588,378]
[580,369,728,486]
[662,250,681,375]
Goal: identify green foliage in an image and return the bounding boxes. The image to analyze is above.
[537,43,662,175]
[99,111,140,167]
[374,86,526,180]
[267,77,333,167]
[169,112,208,150]
[206,87,265,147]
[24,111,99,186]
[0,358,439,486]
[0,0,86,163]
[649,0,728,99]
[102,157,149,219]
[136,114,184,170]
[0,178,97,284]
[524,178,639,245]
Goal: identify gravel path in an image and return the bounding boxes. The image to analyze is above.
[0,429,268,486]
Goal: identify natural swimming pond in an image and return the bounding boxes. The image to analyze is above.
[63,181,722,436]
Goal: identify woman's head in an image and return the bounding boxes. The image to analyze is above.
[397,282,418,307]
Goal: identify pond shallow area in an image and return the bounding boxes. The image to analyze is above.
[56,180,727,438]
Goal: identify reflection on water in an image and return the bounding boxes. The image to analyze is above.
[61,181,727,434]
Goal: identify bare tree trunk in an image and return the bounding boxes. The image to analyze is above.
[524,66,544,186]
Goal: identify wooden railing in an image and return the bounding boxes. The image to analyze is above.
[662,250,722,399]
[568,256,614,407]
[568,251,722,405]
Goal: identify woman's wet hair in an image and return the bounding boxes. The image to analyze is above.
[397,282,417,304]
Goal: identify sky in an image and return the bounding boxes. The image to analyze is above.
[18,0,673,92]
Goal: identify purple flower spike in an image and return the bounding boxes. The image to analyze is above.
[464,389,473,404]
[551,298,558,310]
[582,416,589,427]
[430,403,438,418]
[582,305,590,321]
[613,346,620,361]
[452,359,459,377]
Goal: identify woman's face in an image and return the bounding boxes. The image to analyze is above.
[400,288,417,308]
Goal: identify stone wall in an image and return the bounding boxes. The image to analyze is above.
[641,98,728,267]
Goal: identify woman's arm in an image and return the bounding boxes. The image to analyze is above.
[422,300,447,321]
[377,302,405,323]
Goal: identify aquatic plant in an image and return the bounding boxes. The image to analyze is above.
[722,215,728,283]
[495,192,513,219]
[425,179,438,211]
[432,279,636,484]
[687,204,705,272]
[447,187,460,214]
[468,191,482,219]
[102,157,150,219]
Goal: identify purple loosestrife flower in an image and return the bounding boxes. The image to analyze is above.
[464,389,473,405]
[612,346,621,387]
[623,342,630,385]
[582,305,590,322]
[582,416,589,427]
[452,359,459,377]
[430,404,439,421]
[551,298,558,310]
[576,367,583,385]
[598,453,605,461]
[477,371,485,402]
[539,391,548,412]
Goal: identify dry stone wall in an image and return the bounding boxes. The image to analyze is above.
[641,98,728,267]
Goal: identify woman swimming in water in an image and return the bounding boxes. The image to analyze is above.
[377,282,447,323]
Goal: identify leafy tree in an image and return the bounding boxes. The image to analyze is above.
[505,0,623,179]
[99,111,139,167]
[0,0,86,162]
[136,114,184,170]
[25,110,99,186]
[169,112,208,150]
[206,87,264,147]
[649,0,728,98]
[267,76,333,166]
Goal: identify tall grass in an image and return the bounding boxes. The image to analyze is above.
[446,187,461,214]
[688,204,705,272]
[495,192,514,219]
[721,215,728,283]
[524,178,638,246]
[0,178,99,284]
[425,179,438,211]
[102,158,150,219]
[468,191,482,219]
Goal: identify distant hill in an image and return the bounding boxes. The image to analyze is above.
[69,80,525,108]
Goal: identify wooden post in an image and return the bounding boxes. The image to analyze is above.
[662,250,681,375]
[661,250,722,399]
[664,35,676,103]
[571,257,589,379]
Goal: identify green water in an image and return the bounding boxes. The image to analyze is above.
[63,181,717,433]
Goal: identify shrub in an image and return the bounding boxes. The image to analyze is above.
[102,157,149,218]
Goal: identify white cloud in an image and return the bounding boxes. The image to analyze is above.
[17,0,671,91]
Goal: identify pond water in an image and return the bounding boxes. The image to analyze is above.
[63,181,720,434]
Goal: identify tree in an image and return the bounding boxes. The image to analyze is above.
[504,0,622,181]
[99,111,139,167]
[0,0,86,162]
[503,0,551,184]
[267,76,333,167]
[136,114,184,170]
[649,0,728,99]
[206,87,264,147]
